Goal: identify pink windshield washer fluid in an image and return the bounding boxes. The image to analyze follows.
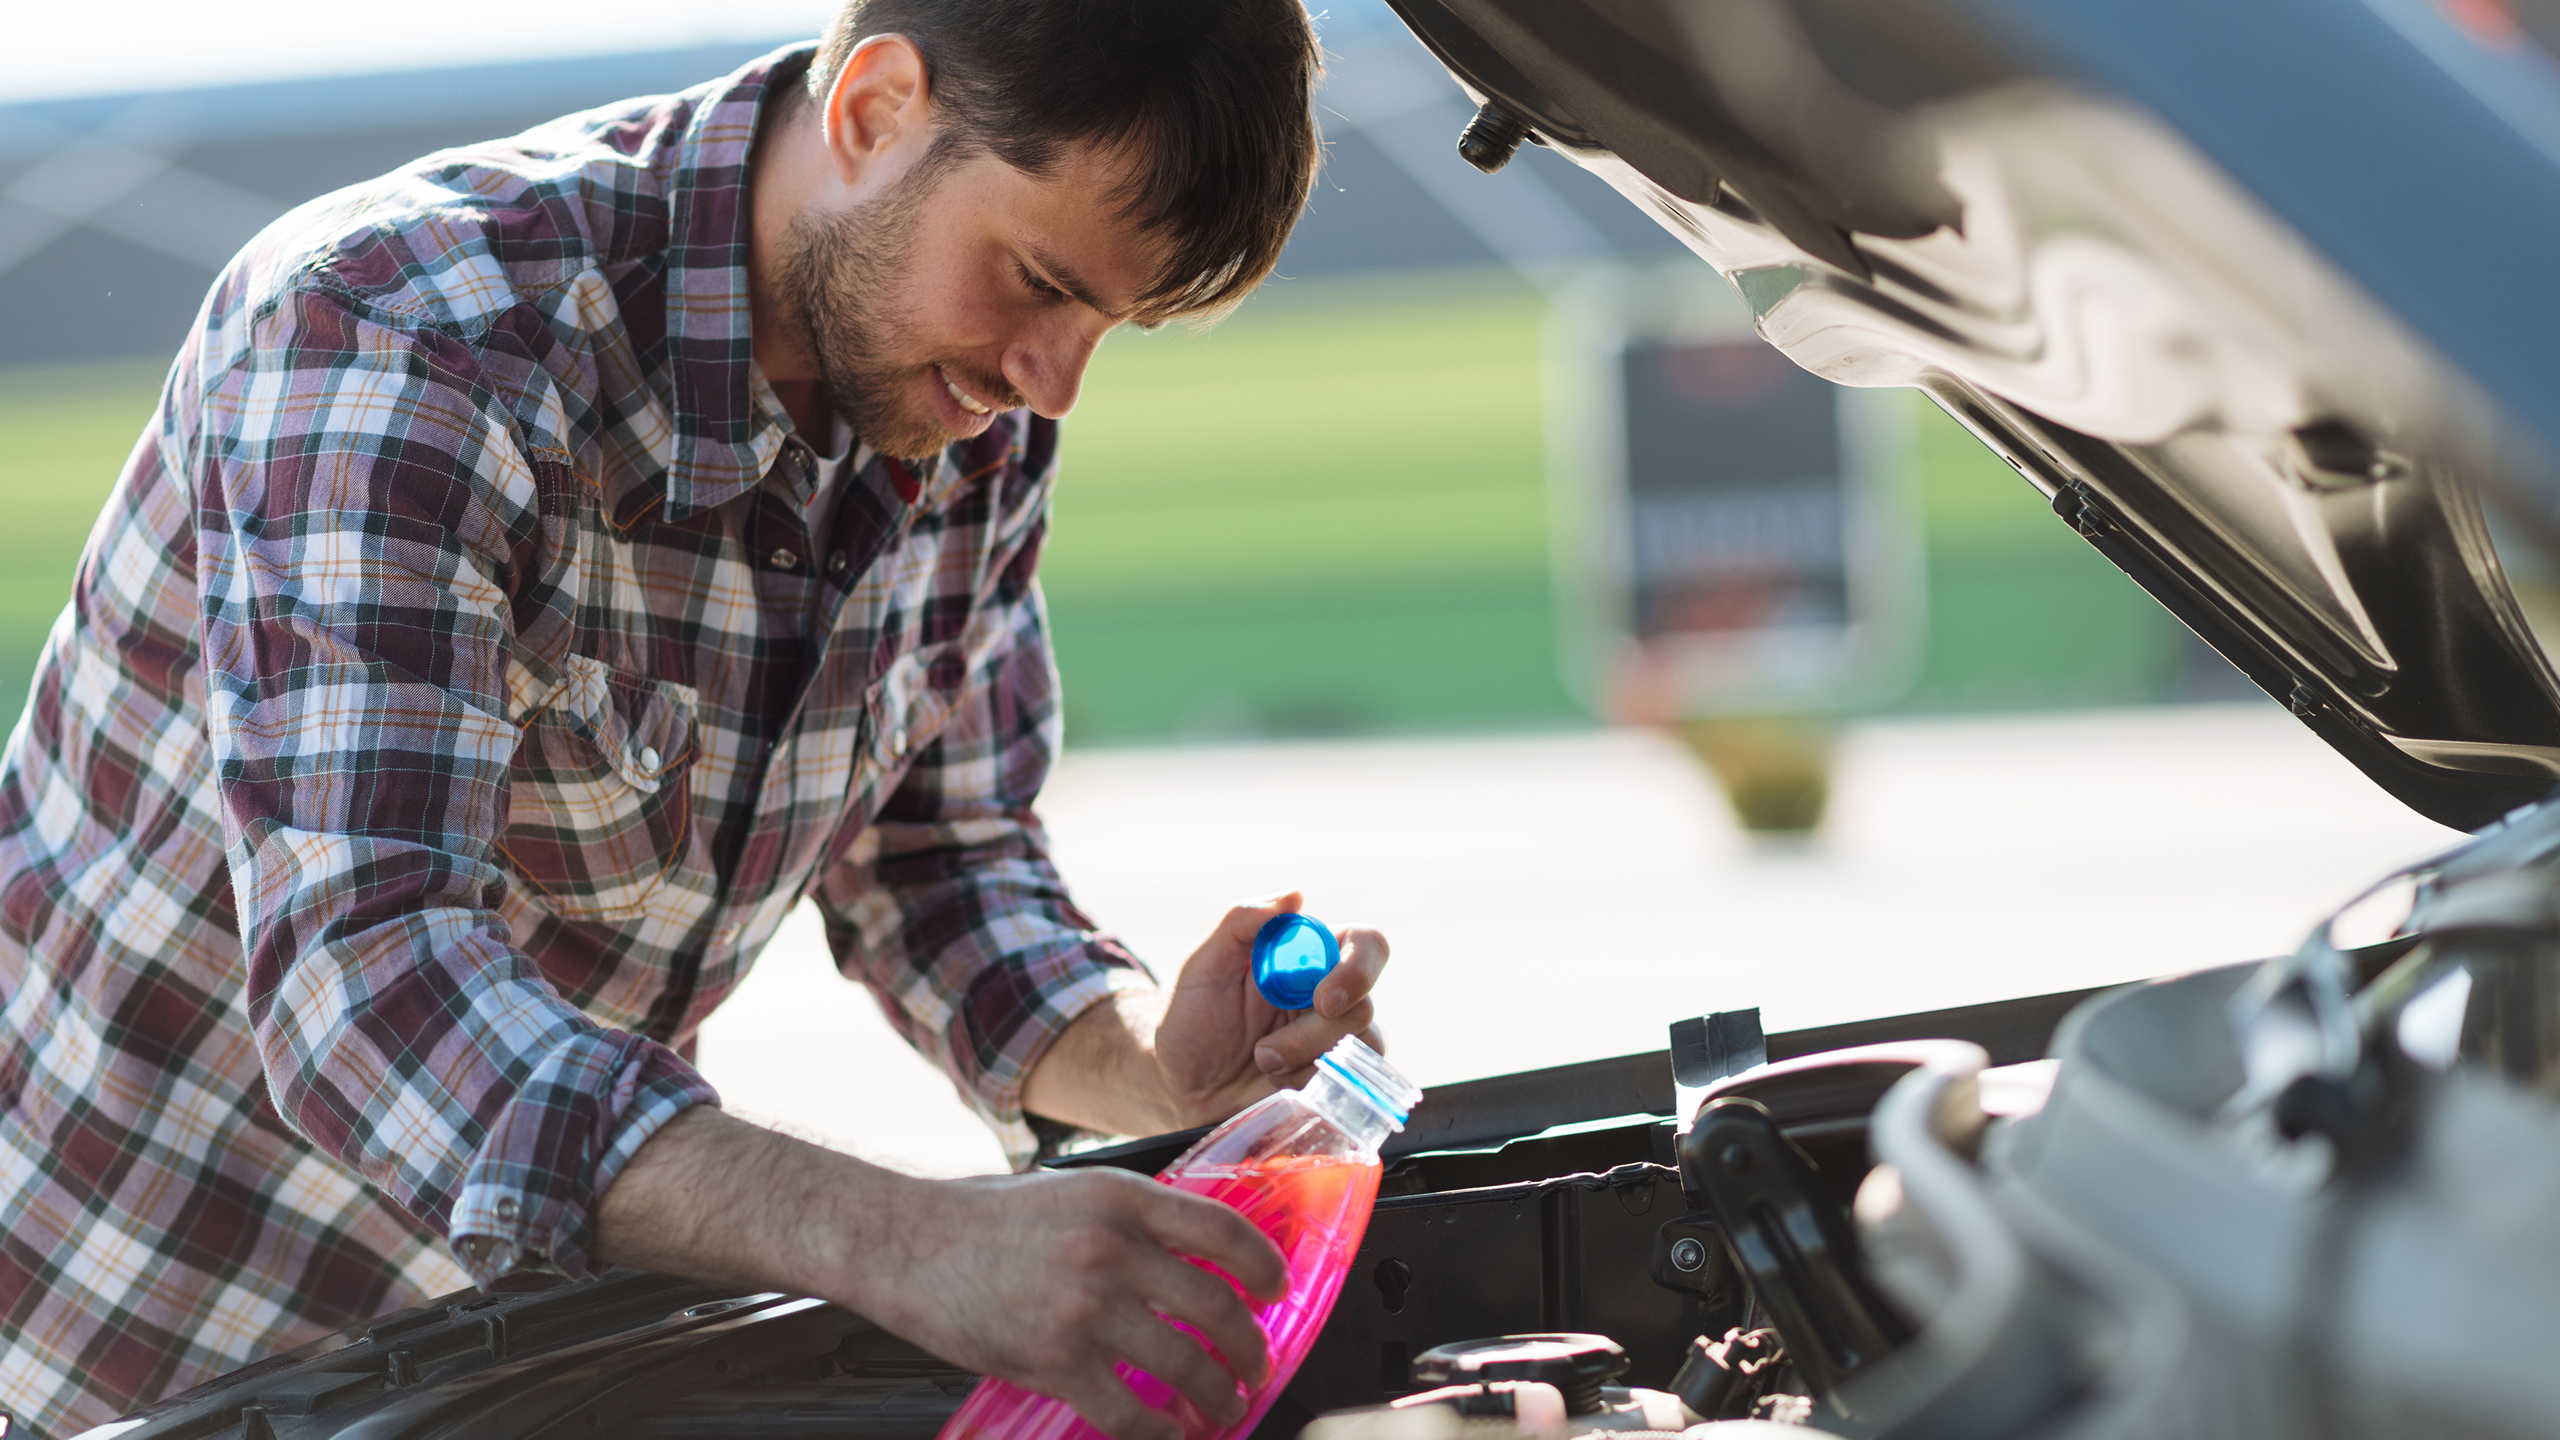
[938,1036,1422,1440]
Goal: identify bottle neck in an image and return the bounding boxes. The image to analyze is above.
[1303,1066,1400,1154]
[1296,1037,1420,1158]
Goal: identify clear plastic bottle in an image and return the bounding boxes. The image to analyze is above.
[940,1036,1422,1440]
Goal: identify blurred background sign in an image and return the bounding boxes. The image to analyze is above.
[1539,266,1926,833]
[1545,264,1923,728]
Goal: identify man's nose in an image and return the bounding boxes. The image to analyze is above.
[1002,323,1105,420]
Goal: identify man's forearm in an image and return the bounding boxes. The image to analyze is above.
[595,1105,912,1295]
[602,999,1189,1293]
[1021,988,1186,1139]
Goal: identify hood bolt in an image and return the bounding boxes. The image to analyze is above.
[1458,101,1532,174]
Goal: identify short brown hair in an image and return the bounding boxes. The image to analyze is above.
[811,0,1322,323]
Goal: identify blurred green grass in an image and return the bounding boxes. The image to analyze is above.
[0,358,166,730]
[0,272,2189,745]
[1045,270,1572,740]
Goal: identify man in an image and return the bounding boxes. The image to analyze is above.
[0,4,1388,1437]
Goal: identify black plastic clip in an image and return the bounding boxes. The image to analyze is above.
[2051,480,2114,539]
[1670,1010,1766,1091]
[1669,1326,1786,1420]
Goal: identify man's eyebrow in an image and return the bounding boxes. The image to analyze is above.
[1026,245,1136,322]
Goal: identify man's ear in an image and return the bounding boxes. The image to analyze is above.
[820,34,932,188]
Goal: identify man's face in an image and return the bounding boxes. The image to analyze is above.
[776,137,1162,461]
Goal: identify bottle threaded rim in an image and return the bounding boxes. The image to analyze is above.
[1315,1035,1421,1128]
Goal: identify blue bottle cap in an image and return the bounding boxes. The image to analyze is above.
[1251,913,1340,1011]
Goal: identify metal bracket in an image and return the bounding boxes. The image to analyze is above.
[1681,1097,1907,1400]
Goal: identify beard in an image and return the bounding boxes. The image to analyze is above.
[776,168,995,463]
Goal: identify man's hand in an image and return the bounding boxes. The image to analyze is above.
[864,1166,1284,1440]
[597,1108,1287,1440]
[1025,892,1390,1138]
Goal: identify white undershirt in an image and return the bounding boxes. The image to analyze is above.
[803,413,857,527]
[801,415,860,623]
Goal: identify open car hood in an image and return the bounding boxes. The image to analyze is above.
[1382,0,2560,831]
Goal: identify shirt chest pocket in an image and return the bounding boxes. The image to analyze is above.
[858,641,968,799]
[499,654,700,920]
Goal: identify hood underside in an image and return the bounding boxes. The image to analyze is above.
[1384,0,2560,832]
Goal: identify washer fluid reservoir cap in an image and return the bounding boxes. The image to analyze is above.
[1410,1334,1629,1415]
[1251,913,1339,1011]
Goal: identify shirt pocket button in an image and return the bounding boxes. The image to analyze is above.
[638,745,661,772]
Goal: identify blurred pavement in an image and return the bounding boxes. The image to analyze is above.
[695,703,2461,1176]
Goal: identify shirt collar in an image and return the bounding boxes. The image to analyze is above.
[661,43,810,521]
[656,41,962,526]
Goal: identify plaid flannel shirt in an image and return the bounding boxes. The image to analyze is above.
[0,45,1149,1438]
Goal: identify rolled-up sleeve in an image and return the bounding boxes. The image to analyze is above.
[812,429,1150,1170]
[199,286,715,1287]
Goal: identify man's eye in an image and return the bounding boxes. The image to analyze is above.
[1017,263,1065,300]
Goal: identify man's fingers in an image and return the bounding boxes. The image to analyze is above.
[1104,1303,1251,1426]
[1253,1001,1377,1077]
[1222,891,1304,949]
[1057,1369,1184,1440]
[1141,1186,1288,1304]
[1178,892,1307,1024]
[1134,1243,1274,1386]
[1313,925,1389,1020]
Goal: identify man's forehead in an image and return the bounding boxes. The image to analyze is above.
[971,137,1172,322]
